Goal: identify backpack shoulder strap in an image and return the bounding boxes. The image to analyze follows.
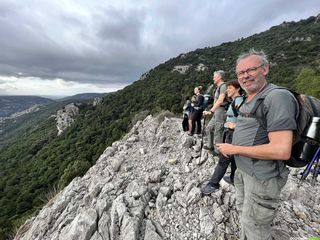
[217,82,226,95]
[240,84,283,128]
[249,98,267,128]
[247,85,279,115]
[231,96,246,118]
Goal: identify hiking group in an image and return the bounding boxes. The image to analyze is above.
[181,48,320,240]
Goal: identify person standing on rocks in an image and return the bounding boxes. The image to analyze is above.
[203,70,228,153]
[217,49,298,240]
[189,86,204,136]
[202,80,244,195]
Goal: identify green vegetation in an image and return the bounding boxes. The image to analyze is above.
[295,67,320,98]
[0,15,320,239]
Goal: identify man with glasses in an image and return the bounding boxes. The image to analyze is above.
[217,49,298,240]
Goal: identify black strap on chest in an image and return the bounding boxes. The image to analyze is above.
[239,97,267,128]
[238,85,279,129]
[231,96,246,118]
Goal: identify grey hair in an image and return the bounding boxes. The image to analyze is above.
[236,49,269,66]
[214,70,225,79]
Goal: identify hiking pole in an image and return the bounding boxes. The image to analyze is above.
[311,151,320,186]
[301,147,320,180]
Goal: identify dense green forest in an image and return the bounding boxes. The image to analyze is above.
[0,15,320,239]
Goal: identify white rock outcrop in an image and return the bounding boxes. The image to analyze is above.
[172,65,192,74]
[93,97,102,107]
[287,36,312,43]
[195,63,208,72]
[56,103,79,136]
[15,116,320,240]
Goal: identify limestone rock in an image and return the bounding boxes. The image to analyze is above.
[15,116,320,240]
[171,64,192,74]
[144,220,162,240]
[56,103,79,136]
[59,208,97,240]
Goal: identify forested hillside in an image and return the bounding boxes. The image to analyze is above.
[0,15,319,239]
[0,96,53,118]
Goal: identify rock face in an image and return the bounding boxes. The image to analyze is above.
[0,96,52,117]
[93,97,102,107]
[195,63,208,72]
[15,116,320,240]
[171,65,192,74]
[0,104,41,133]
[56,103,79,136]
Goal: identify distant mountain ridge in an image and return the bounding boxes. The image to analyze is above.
[58,92,109,101]
[0,93,109,118]
[0,96,53,117]
[0,15,319,239]
[0,93,108,136]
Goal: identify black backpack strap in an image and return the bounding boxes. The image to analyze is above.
[231,100,237,117]
[231,96,246,118]
[247,86,300,130]
[250,98,267,129]
[239,97,265,117]
[239,84,280,128]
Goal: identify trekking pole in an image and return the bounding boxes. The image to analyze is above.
[311,159,320,186]
[311,150,320,186]
[301,147,320,180]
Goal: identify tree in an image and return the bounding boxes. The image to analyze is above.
[295,68,320,98]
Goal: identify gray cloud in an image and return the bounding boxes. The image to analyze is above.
[0,0,319,95]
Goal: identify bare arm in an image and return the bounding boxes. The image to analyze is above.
[203,93,226,116]
[217,130,293,160]
[210,93,225,113]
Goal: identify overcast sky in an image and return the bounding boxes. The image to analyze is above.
[0,0,319,97]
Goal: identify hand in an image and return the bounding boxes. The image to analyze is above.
[203,111,212,116]
[216,143,236,158]
[226,122,236,129]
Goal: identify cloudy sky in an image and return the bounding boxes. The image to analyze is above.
[0,0,319,97]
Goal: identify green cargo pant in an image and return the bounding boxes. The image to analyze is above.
[234,168,289,240]
[205,107,226,148]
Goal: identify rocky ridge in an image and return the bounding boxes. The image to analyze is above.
[0,104,41,132]
[55,103,80,136]
[15,116,320,240]
[0,104,41,133]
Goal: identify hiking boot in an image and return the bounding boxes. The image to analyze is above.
[223,176,234,185]
[187,132,194,136]
[201,183,219,195]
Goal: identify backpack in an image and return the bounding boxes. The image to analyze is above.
[202,94,214,110]
[246,85,320,168]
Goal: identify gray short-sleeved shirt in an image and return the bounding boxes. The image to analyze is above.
[232,84,298,180]
[214,83,228,106]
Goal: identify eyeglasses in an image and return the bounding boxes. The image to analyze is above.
[236,64,264,78]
